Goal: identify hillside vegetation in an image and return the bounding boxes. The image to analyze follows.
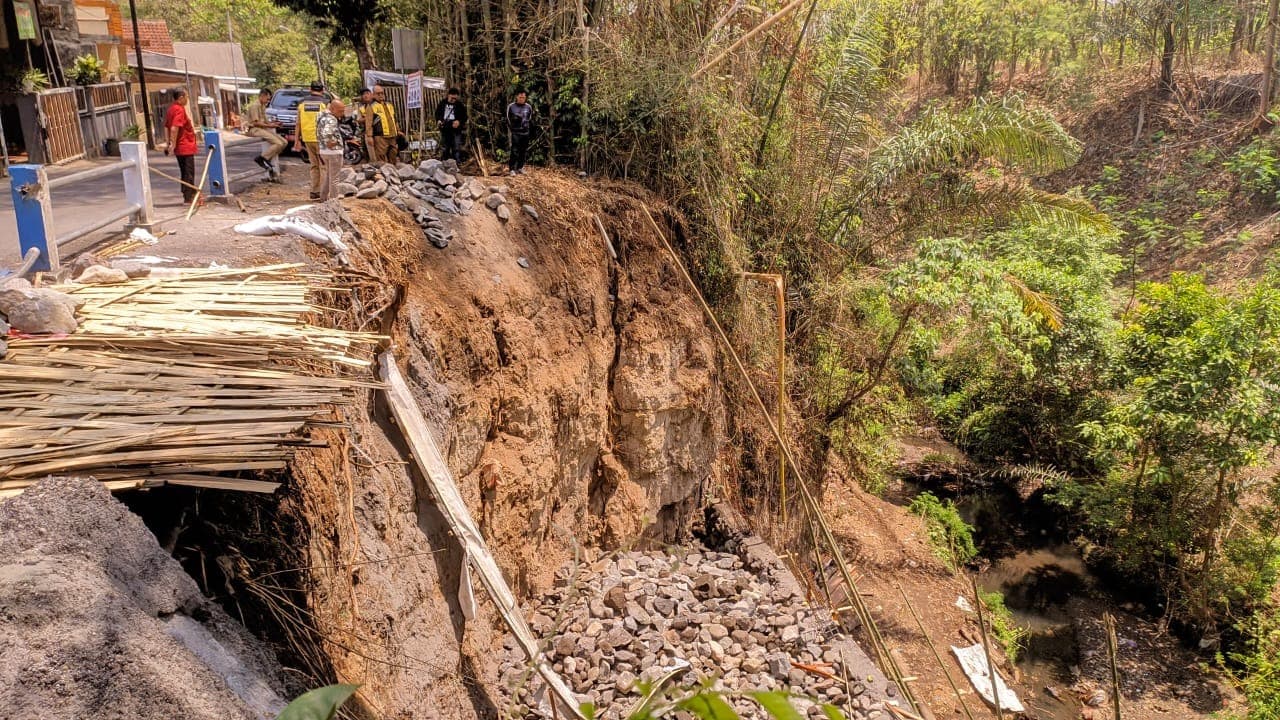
[181,0,1280,715]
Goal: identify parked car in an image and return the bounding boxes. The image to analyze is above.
[265,87,332,151]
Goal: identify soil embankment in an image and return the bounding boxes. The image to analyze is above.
[280,170,729,717]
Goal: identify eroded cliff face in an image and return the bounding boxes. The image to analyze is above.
[286,173,726,718]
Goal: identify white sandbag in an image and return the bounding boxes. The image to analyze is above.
[233,214,349,254]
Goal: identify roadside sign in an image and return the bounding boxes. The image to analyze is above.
[15,1,38,40]
[391,28,424,71]
[406,72,422,110]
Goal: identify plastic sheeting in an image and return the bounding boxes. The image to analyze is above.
[951,643,1025,713]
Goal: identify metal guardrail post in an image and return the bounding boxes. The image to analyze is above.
[9,164,57,273]
[120,141,154,228]
[204,129,229,197]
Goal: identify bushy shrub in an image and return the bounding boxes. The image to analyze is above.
[908,491,978,569]
[1226,139,1280,204]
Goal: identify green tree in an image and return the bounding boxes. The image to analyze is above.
[1065,272,1280,626]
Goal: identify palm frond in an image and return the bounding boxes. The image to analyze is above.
[863,96,1082,193]
[898,182,1115,238]
[1003,272,1065,331]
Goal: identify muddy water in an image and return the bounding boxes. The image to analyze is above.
[894,480,1098,719]
[976,545,1092,720]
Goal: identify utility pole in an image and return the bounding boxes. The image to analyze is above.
[127,0,155,148]
[227,10,241,116]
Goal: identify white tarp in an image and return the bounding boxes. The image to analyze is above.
[379,352,585,720]
[952,644,1025,713]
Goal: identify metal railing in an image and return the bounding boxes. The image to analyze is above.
[8,132,273,274]
[9,141,153,273]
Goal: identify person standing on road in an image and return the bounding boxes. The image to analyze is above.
[506,89,533,175]
[355,87,375,161]
[366,85,400,164]
[316,97,346,201]
[294,82,327,200]
[163,89,199,204]
[435,86,467,162]
[243,88,285,182]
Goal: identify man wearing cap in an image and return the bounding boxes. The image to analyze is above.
[294,81,328,200]
[366,84,400,164]
[435,86,467,162]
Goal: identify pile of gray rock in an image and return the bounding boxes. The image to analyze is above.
[499,549,894,720]
[336,160,536,250]
[0,277,81,350]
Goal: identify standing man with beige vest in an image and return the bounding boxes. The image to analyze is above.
[243,88,285,182]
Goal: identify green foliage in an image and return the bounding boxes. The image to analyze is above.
[276,683,360,720]
[20,68,49,93]
[909,492,978,568]
[979,591,1028,664]
[1226,138,1280,205]
[1059,271,1280,624]
[140,0,359,95]
[622,685,847,720]
[122,125,142,140]
[70,54,103,86]
[1222,605,1280,720]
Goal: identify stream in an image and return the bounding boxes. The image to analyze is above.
[894,479,1106,720]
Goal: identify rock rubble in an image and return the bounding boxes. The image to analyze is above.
[499,549,893,720]
[337,159,530,249]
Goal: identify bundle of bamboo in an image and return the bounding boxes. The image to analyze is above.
[0,265,384,499]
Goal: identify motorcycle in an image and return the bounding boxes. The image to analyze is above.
[339,116,364,166]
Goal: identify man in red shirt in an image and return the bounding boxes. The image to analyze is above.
[163,89,199,203]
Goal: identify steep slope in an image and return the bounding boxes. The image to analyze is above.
[280,170,728,717]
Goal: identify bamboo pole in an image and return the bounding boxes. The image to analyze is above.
[186,149,216,221]
[971,576,1004,720]
[897,584,978,720]
[642,208,926,718]
[691,0,807,79]
[1105,613,1123,719]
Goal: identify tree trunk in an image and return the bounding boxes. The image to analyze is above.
[355,35,376,73]
[1263,0,1280,113]
[1230,0,1247,65]
[1160,20,1177,96]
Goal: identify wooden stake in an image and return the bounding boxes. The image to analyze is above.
[474,137,489,177]
[898,584,978,720]
[971,576,1004,720]
[186,150,215,221]
[1105,613,1123,720]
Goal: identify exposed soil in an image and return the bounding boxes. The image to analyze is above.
[0,477,286,720]
[271,168,729,718]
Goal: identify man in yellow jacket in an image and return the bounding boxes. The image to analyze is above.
[294,82,328,200]
[365,84,399,164]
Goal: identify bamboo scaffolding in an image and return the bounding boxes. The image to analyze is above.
[0,266,384,499]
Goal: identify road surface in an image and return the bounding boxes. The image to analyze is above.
[0,138,287,268]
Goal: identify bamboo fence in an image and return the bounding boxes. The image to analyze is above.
[0,265,384,498]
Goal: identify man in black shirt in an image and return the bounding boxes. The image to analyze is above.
[506,89,533,175]
[435,86,467,162]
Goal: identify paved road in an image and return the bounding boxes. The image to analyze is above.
[0,138,281,268]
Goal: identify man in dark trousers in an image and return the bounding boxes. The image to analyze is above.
[163,88,198,204]
[505,89,533,175]
[435,86,467,162]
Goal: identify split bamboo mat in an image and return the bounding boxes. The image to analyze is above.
[0,264,384,499]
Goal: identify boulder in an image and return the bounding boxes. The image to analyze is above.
[336,183,359,197]
[496,204,511,221]
[419,159,442,175]
[432,168,457,187]
[356,180,387,199]
[467,179,487,199]
[0,286,78,334]
[74,265,129,284]
[485,193,507,209]
[522,204,539,220]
